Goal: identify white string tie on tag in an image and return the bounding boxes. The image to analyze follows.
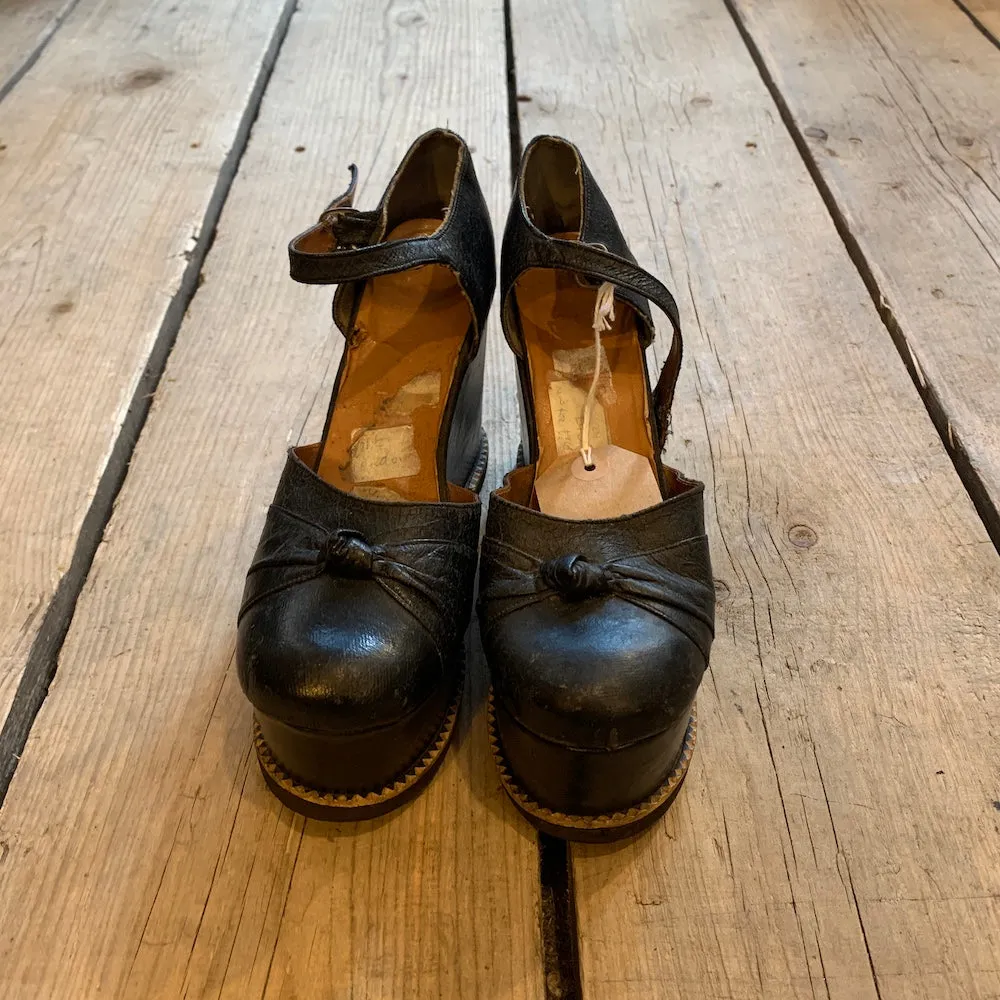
[580,281,616,470]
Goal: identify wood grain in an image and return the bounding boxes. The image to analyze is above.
[727,0,1000,531]
[0,0,77,96]
[959,0,1000,39]
[511,0,1000,997]
[0,0,294,735]
[0,0,543,997]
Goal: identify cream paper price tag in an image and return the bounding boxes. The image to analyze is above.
[548,381,610,456]
[534,445,662,519]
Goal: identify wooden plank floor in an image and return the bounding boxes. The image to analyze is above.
[512,2,1000,998]
[0,0,297,782]
[0,0,78,99]
[728,0,1000,540]
[0,0,997,997]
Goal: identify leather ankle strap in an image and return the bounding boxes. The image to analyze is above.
[504,234,683,450]
[288,166,450,286]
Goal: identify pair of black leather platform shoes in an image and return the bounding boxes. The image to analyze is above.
[237,129,715,841]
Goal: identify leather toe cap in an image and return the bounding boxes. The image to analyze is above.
[485,597,705,750]
[237,576,446,733]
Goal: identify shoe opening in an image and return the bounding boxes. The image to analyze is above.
[523,137,583,238]
[384,130,462,235]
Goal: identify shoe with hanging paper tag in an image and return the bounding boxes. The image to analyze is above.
[479,136,715,841]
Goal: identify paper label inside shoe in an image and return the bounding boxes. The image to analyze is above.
[548,381,610,456]
[534,445,662,519]
[349,424,421,483]
[553,344,613,388]
[351,484,406,501]
[383,371,441,416]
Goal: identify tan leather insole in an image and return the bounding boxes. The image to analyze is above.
[316,218,472,501]
[516,266,658,489]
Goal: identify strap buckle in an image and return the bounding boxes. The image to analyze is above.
[318,163,359,221]
[314,164,378,250]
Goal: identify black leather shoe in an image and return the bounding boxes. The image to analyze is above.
[479,136,714,841]
[237,129,494,819]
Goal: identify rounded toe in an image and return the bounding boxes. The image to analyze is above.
[237,577,447,734]
[487,597,704,751]
[485,598,703,819]
[237,577,462,799]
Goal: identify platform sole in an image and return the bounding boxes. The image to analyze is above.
[254,669,463,821]
[487,690,697,843]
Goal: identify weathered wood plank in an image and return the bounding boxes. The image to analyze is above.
[727,0,1000,537]
[0,0,77,97]
[511,1,1000,998]
[958,0,1000,40]
[0,0,542,997]
[0,0,296,759]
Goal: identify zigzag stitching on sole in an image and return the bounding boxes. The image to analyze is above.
[487,690,696,831]
[254,673,462,811]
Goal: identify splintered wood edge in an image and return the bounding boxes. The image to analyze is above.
[487,690,697,831]
[253,673,463,811]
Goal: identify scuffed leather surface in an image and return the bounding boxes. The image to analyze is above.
[289,129,495,345]
[239,132,493,750]
[500,136,682,450]
[238,447,479,734]
[481,136,715,799]
[289,129,494,496]
[479,483,714,750]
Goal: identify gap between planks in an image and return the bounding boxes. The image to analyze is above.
[510,0,1000,998]
[0,0,82,102]
[724,0,1000,554]
[0,0,298,803]
[951,0,1000,46]
[501,6,585,994]
[722,0,1000,555]
[0,0,544,997]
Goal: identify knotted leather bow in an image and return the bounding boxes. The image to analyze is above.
[241,505,475,622]
[479,540,715,658]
